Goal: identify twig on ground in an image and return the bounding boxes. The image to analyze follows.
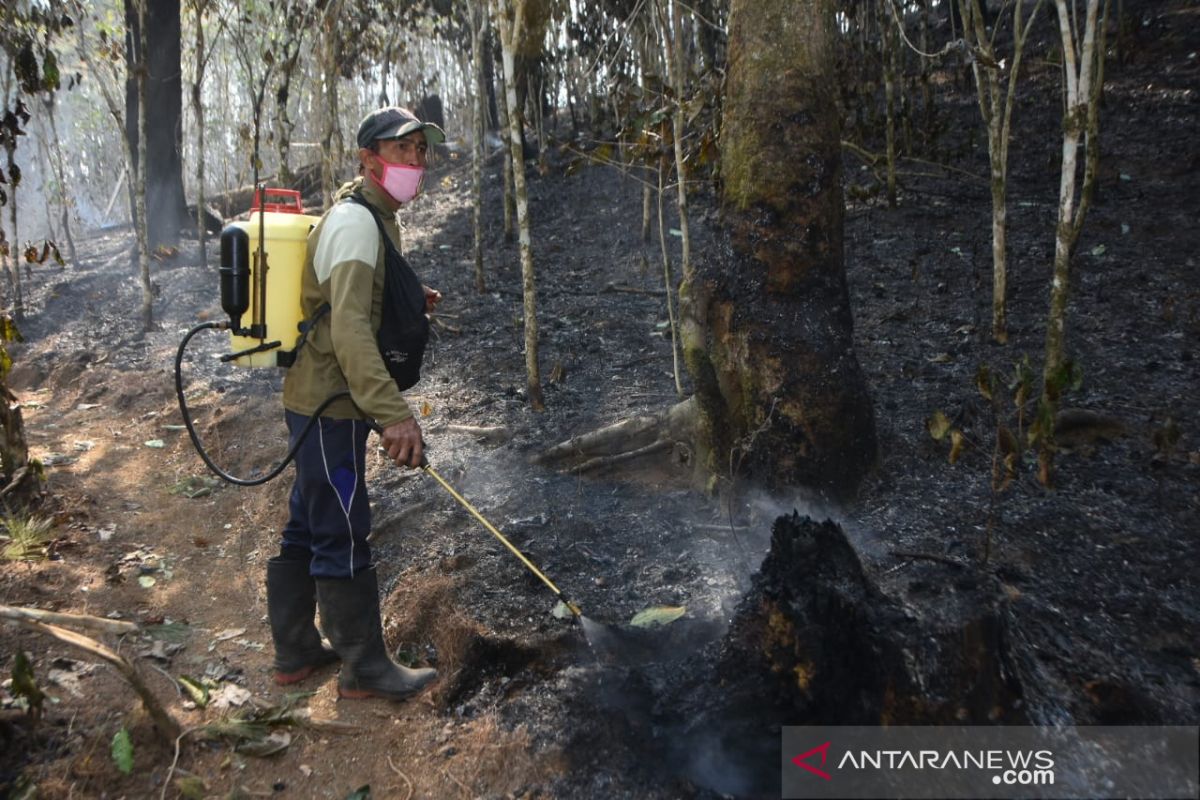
[9,616,180,739]
[387,755,415,800]
[443,767,471,797]
[604,282,665,296]
[889,549,968,568]
[442,424,511,443]
[0,605,139,636]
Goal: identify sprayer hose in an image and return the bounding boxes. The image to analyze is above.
[174,321,350,486]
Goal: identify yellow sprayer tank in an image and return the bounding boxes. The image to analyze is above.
[226,189,319,367]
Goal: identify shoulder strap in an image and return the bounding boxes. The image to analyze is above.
[344,193,399,258]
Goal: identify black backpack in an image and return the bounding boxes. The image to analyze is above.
[283,194,429,391]
[344,194,430,391]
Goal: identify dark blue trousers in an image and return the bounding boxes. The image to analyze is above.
[281,411,373,579]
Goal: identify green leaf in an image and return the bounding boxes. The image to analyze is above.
[927,411,952,441]
[112,728,134,774]
[178,675,210,708]
[345,786,372,800]
[629,606,686,628]
[175,775,208,800]
[11,651,45,713]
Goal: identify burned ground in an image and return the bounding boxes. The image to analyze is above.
[2,4,1198,797]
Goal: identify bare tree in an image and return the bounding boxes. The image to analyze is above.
[495,0,544,410]
[956,0,1045,344]
[1038,0,1107,484]
[470,0,487,293]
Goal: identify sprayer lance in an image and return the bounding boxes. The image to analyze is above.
[419,461,583,618]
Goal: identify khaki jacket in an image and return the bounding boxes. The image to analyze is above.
[282,177,413,427]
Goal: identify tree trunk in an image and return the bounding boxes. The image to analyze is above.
[1039,0,1105,484]
[880,0,899,208]
[494,45,516,243]
[191,0,207,268]
[681,0,876,498]
[471,0,487,293]
[496,0,544,410]
[124,0,188,250]
[42,95,76,266]
[134,0,154,331]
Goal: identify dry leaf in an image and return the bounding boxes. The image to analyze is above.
[629,606,686,628]
[927,411,952,441]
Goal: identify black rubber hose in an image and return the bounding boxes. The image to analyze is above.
[174,321,352,486]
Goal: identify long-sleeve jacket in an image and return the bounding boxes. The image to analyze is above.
[282,177,413,427]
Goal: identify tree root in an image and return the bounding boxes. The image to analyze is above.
[537,397,696,474]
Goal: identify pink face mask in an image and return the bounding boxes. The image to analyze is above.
[370,159,424,204]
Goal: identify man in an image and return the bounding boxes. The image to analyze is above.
[266,107,445,700]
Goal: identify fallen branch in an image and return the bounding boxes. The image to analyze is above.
[442,424,511,444]
[604,282,665,297]
[538,398,695,470]
[0,605,139,636]
[889,549,968,569]
[0,465,33,500]
[569,439,673,474]
[12,617,181,740]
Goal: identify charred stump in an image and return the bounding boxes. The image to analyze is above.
[723,513,1027,723]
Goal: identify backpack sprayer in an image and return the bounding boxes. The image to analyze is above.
[174,186,583,618]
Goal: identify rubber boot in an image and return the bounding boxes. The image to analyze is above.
[315,569,437,700]
[266,557,339,685]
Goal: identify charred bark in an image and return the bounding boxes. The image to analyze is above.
[124,0,188,250]
[722,514,1027,723]
[682,0,876,498]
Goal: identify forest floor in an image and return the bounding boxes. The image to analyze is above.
[2,4,1199,798]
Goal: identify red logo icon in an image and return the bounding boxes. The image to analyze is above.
[792,741,832,781]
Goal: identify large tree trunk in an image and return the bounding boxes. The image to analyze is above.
[124,0,188,250]
[681,0,876,498]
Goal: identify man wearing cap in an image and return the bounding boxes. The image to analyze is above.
[265,107,446,701]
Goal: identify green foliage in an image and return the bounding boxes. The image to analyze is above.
[2,514,54,561]
[11,651,46,720]
[111,727,135,774]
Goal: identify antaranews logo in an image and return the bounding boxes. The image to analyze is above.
[784,725,1199,800]
[791,741,832,781]
[789,741,1055,782]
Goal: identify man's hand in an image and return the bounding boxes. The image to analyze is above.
[423,285,442,313]
[381,417,424,468]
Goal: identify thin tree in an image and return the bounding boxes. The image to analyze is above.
[134,0,152,329]
[493,40,516,243]
[41,93,76,266]
[495,0,544,410]
[187,0,227,268]
[1038,0,1107,484]
[955,0,1045,344]
[78,3,153,329]
[470,0,487,293]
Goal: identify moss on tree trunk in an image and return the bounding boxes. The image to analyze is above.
[682,0,877,498]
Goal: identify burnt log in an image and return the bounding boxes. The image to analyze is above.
[722,513,1026,723]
